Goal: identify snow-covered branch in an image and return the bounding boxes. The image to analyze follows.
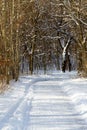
[62,37,71,61]
[41,36,61,40]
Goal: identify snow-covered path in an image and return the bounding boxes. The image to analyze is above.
[28,79,86,130]
[0,72,87,130]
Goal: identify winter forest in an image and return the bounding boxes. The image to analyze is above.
[1,0,87,130]
[0,0,87,84]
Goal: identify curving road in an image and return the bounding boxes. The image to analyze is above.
[0,73,87,130]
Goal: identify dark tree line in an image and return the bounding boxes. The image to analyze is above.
[0,0,87,89]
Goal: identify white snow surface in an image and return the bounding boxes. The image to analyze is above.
[0,71,87,130]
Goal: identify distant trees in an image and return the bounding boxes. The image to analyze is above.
[0,0,87,88]
[62,0,87,76]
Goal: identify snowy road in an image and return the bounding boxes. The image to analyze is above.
[0,72,87,130]
[28,79,87,130]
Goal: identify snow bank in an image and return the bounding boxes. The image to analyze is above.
[62,76,87,122]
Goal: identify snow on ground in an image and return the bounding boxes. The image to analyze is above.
[0,71,87,130]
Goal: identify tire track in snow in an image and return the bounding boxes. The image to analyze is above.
[0,97,24,129]
[0,77,47,130]
[0,79,38,130]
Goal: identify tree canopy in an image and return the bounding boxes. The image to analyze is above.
[0,0,87,85]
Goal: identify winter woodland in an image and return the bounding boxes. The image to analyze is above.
[0,0,87,85]
[0,1,87,130]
